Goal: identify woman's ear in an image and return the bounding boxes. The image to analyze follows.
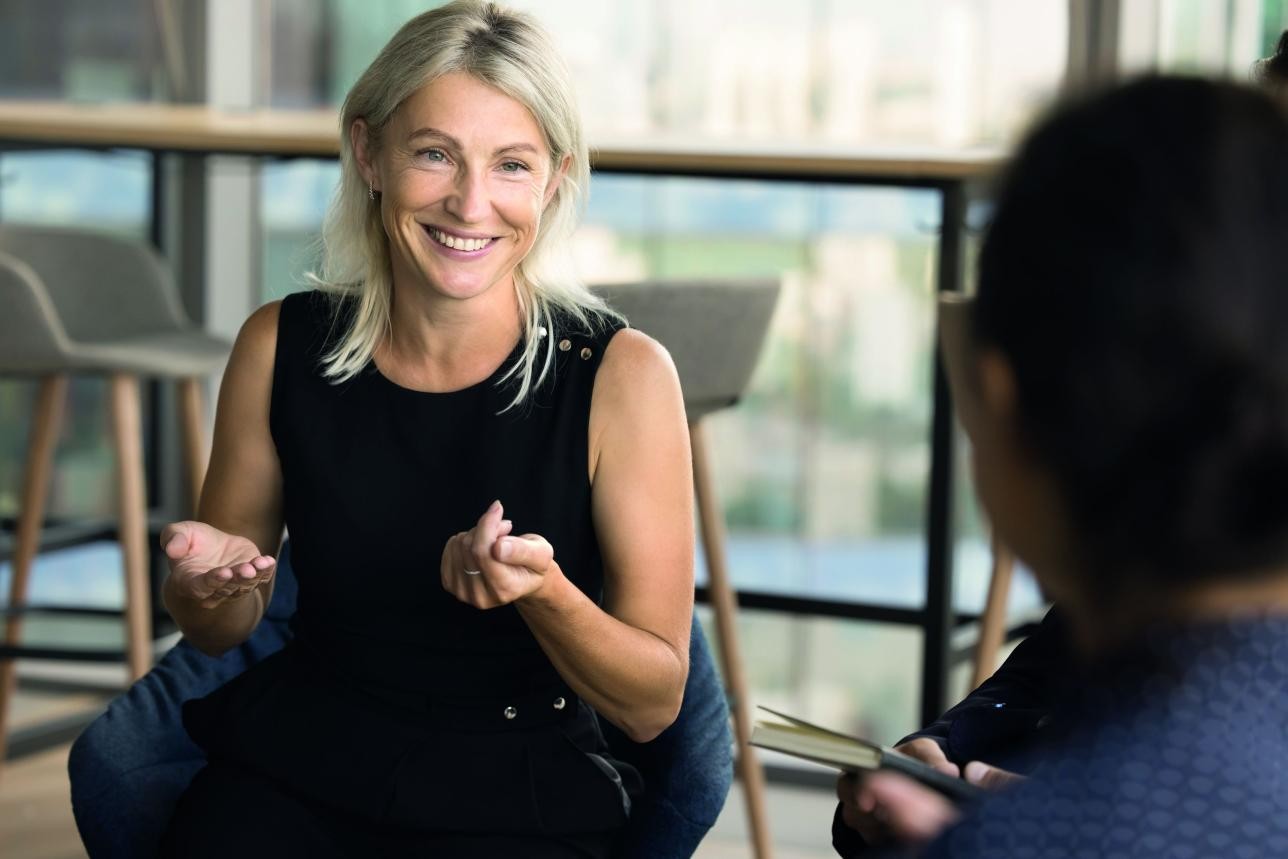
[542,153,572,208]
[975,347,1020,443]
[350,119,380,193]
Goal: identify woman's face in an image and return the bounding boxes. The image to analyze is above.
[968,348,1077,604]
[355,72,568,303]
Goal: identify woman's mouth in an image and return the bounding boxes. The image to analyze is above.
[424,226,496,253]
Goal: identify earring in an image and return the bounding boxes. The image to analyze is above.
[368,183,375,201]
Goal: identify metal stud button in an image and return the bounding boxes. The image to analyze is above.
[552,696,567,711]
[504,706,517,720]
[558,338,571,352]
[579,347,593,360]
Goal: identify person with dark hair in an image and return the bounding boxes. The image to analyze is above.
[842,74,1288,857]
[835,30,1288,857]
[1255,29,1288,96]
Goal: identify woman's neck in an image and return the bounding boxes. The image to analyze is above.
[378,277,522,392]
[1064,565,1288,656]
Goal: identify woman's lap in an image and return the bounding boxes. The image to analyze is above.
[162,760,616,859]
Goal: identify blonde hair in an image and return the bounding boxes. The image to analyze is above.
[308,0,616,409]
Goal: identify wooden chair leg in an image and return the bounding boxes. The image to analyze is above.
[690,420,774,859]
[176,376,207,515]
[971,532,1015,689]
[108,374,152,682]
[0,375,68,776]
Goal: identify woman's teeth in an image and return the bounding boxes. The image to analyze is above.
[429,228,491,251]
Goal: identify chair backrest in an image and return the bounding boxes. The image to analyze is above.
[0,250,72,373]
[0,223,189,343]
[592,280,780,422]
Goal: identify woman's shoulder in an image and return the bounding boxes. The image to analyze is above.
[279,288,354,325]
[593,324,683,418]
[546,302,625,342]
[275,289,359,354]
[234,300,283,358]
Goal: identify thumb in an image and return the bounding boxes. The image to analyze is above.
[160,522,195,559]
[494,534,552,570]
[963,761,1024,791]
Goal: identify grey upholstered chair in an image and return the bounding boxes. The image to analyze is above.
[0,225,230,774]
[593,279,781,859]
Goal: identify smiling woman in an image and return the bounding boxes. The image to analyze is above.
[311,0,600,409]
[147,2,695,857]
[350,71,570,386]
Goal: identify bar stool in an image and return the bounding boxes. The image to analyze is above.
[937,292,1016,687]
[0,225,230,775]
[594,279,780,859]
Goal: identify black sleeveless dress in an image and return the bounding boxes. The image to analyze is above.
[164,291,641,857]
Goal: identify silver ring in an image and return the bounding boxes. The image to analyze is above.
[463,568,482,576]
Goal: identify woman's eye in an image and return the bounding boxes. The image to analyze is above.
[419,149,447,162]
[500,161,528,173]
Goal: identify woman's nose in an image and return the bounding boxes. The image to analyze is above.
[445,168,489,223]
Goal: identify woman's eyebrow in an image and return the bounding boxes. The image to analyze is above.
[406,128,539,157]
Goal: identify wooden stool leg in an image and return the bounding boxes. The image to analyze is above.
[970,532,1015,689]
[690,420,774,859]
[176,377,207,515]
[108,374,152,682]
[0,375,68,774]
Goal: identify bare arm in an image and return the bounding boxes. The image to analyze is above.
[442,329,694,742]
[162,301,286,655]
[520,329,693,741]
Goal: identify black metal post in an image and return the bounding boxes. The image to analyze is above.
[920,181,967,727]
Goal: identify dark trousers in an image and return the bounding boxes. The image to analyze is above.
[161,759,615,859]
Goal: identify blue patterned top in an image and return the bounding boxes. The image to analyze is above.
[921,616,1288,858]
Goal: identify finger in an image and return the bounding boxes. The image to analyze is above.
[232,562,259,580]
[443,534,480,603]
[897,738,959,777]
[866,772,961,844]
[471,500,505,555]
[837,773,891,843]
[196,569,234,607]
[442,522,505,608]
[964,761,1025,791]
[493,533,552,571]
[160,522,194,559]
[463,566,498,608]
[441,532,463,592]
[836,772,859,803]
[474,499,504,532]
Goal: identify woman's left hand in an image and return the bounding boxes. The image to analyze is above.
[441,499,557,608]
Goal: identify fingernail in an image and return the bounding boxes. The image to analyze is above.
[964,761,988,784]
[490,499,501,511]
[500,519,512,530]
[497,537,513,560]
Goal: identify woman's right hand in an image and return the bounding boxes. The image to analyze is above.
[161,521,276,609]
[837,737,1025,847]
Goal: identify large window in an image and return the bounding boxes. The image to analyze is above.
[0,1,162,643]
[270,0,1067,148]
[1119,0,1288,77]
